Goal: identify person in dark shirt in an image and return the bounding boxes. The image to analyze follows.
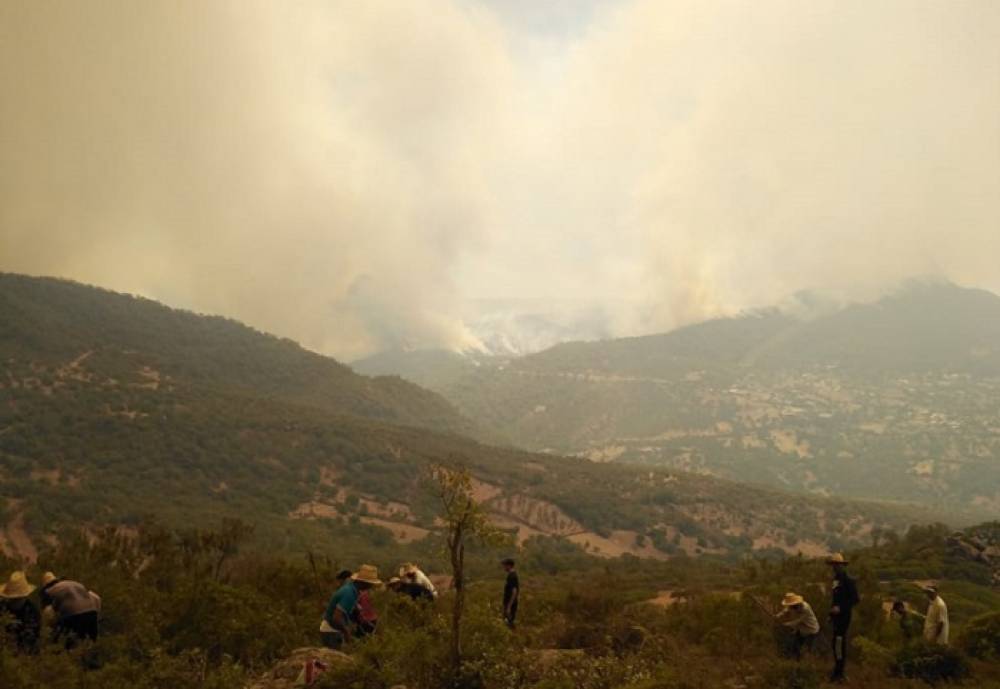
[826,553,859,683]
[0,571,41,653]
[501,558,519,628]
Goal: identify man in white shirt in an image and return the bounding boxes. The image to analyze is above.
[775,592,820,659]
[400,563,438,599]
[922,586,949,645]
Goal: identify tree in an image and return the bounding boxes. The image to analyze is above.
[426,462,511,681]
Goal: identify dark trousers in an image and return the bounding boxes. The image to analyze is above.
[504,601,518,628]
[320,630,345,650]
[792,631,817,660]
[56,611,99,648]
[830,618,851,680]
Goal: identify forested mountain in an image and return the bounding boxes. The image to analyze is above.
[0,273,939,563]
[523,281,1000,376]
[0,273,476,436]
[355,282,1000,519]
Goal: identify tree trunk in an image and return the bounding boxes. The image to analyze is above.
[450,527,465,679]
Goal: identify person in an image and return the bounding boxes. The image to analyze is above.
[501,558,519,628]
[319,569,354,647]
[890,600,924,644]
[321,564,381,649]
[0,571,41,653]
[774,592,819,659]
[39,571,100,647]
[355,584,378,637]
[399,563,437,599]
[922,585,949,645]
[826,553,859,684]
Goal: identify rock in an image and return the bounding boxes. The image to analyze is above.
[246,647,353,689]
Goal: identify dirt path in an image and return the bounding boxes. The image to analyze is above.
[0,503,38,563]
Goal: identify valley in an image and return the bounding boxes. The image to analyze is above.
[356,283,1000,520]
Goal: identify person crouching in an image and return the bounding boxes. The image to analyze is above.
[320,565,381,649]
[774,592,819,659]
[39,572,101,648]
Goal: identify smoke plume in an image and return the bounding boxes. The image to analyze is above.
[2,1,997,356]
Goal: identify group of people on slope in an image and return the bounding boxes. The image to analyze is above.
[890,585,950,645]
[773,553,949,684]
[319,559,520,649]
[0,570,101,653]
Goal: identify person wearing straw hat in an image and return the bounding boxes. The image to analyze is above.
[826,553,859,684]
[0,571,41,653]
[921,585,949,645]
[321,564,382,649]
[39,571,101,647]
[774,592,819,659]
[399,563,437,600]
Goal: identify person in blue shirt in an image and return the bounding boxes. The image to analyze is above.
[320,565,381,649]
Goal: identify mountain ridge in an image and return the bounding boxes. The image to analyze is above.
[353,281,1000,518]
[0,272,478,437]
[0,272,951,562]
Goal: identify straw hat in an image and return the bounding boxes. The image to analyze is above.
[41,571,58,586]
[0,571,37,599]
[920,584,938,594]
[826,553,850,565]
[352,564,383,585]
[781,592,805,607]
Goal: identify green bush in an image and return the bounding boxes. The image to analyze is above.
[959,611,1000,661]
[757,660,822,689]
[892,641,970,683]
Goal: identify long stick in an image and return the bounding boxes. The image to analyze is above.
[748,594,776,619]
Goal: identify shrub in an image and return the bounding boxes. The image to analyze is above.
[959,611,1000,661]
[851,635,894,669]
[892,641,970,683]
[757,660,822,689]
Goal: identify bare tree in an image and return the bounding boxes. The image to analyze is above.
[426,462,511,680]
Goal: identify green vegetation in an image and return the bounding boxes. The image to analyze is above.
[0,272,475,437]
[2,521,999,688]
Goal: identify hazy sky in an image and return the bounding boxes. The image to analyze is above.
[2,1,998,358]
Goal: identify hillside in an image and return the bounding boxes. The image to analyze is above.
[357,282,1000,518]
[4,515,999,689]
[0,273,940,562]
[523,281,1000,376]
[0,273,476,436]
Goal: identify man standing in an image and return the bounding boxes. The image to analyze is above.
[774,592,820,659]
[826,554,859,684]
[501,558,519,628]
[39,572,100,648]
[922,586,949,645]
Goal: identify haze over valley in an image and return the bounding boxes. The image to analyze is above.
[355,281,1000,519]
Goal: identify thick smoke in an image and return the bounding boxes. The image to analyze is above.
[0,0,509,358]
[482,0,1000,334]
[2,1,998,357]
